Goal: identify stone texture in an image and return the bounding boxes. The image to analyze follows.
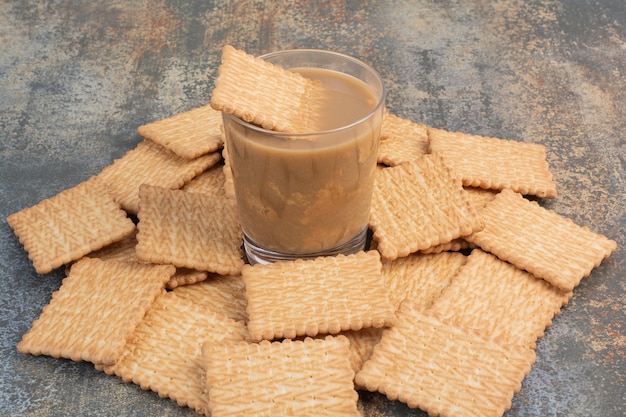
[1,1,624,416]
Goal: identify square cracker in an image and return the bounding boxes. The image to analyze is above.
[182,161,227,197]
[82,230,209,290]
[417,187,496,254]
[136,184,244,276]
[355,303,535,417]
[377,111,429,166]
[466,189,617,292]
[102,291,248,416]
[17,258,174,365]
[429,249,572,348]
[202,336,360,417]
[137,104,224,160]
[7,176,136,274]
[210,45,329,133]
[242,251,396,342]
[172,274,248,323]
[382,251,467,312]
[97,139,221,214]
[370,154,483,261]
[338,327,384,376]
[428,127,557,198]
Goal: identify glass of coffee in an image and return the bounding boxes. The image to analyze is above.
[222,49,386,264]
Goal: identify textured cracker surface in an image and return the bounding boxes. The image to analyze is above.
[378,112,429,166]
[1,1,624,416]
[429,249,573,348]
[7,177,136,274]
[428,127,558,198]
[243,251,396,341]
[172,274,248,323]
[18,258,174,365]
[97,140,221,214]
[370,154,483,260]
[103,291,248,415]
[355,304,536,417]
[136,184,244,275]
[210,45,329,133]
[203,336,360,417]
[467,189,617,292]
[137,104,224,159]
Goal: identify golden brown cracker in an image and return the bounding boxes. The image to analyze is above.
[355,303,535,417]
[97,139,220,214]
[429,249,572,348]
[137,104,224,159]
[466,189,617,292]
[378,111,429,166]
[339,327,384,376]
[370,154,483,261]
[417,187,495,254]
[172,274,248,323]
[102,291,248,415]
[210,45,329,133]
[136,184,244,276]
[220,139,236,198]
[166,268,209,289]
[382,251,467,311]
[463,186,499,210]
[203,336,360,417]
[84,229,138,262]
[82,230,205,289]
[419,238,473,254]
[428,127,557,198]
[7,177,136,274]
[17,258,174,365]
[181,161,227,197]
[242,251,396,342]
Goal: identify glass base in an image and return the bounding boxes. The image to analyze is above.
[243,228,368,265]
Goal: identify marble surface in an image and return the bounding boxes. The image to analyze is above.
[1,1,624,416]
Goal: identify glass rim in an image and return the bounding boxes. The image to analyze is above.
[222,48,386,138]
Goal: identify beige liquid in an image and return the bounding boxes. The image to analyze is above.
[224,67,382,255]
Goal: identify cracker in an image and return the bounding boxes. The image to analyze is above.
[102,291,248,416]
[355,303,535,417]
[338,327,384,376]
[172,274,248,323]
[97,139,221,214]
[419,238,473,254]
[136,184,244,276]
[370,154,483,261]
[466,189,617,292]
[210,45,330,133]
[382,251,467,311]
[242,251,396,342]
[84,229,138,262]
[419,187,496,254]
[137,104,224,159]
[428,127,557,198]
[17,258,174,365]
[377,111,429,166]
[220,139,235,198]
[81,230,208,289]
[7,177,136,274]
[166,268,209,289]
[429,249,572,348]
[202,336,360,417]
[181,161,227,197]
[463,186,499,209]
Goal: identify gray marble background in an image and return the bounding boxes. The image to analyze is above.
[1,1,624,416]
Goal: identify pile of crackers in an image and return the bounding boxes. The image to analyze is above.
[8,46,617,417]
